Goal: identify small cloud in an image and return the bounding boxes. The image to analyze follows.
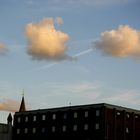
[25,17,71,61]
[0,43,8,55]
[94,25,140,59]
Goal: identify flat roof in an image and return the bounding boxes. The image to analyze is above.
[15,103,140,115]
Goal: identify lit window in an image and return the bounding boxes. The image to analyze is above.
[74,112,78,118]
[17,117,21,123]
[52,114,56,120]
[25,116,28,122]
[52,126,56,132]
[84,124,88,130]
[42,127,45,133]
[33,116,37,121]
[24,128,28,133]
[62,125,67,132]
[73,125,77,131]
[96,110,100,116]
[117,112,121,116]
[17,129,20,134]
[85,111,88,118]
[126,127,129,133]
[95,123,99,130]
[42,115,46,121]
[32,128,36,133]
[126,114,130,118]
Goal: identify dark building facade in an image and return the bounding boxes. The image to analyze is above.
[13,103,140,140]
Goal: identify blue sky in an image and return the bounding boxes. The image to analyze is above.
[0,0,140,123]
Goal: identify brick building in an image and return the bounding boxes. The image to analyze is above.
[13,101,140,140]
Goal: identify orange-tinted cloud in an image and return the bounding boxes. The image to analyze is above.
[94,25,140,58]
[0,43,8,55]
[25,17,71,60]
[0,99,20,112]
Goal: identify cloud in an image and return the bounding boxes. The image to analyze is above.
[25,17,71,61]
[0,43,8,55]
[94,25,140,59]
[100,90,140,109]
[0,98,20,112]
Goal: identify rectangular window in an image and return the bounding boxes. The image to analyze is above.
[126,127,129,133]
[17,117,21,123]
[42,127,45,133]
[63,113,67,119]
[24,128,28,133]
[52,126,56,132]
[52,114,56,120]
[25,116,28,122]
[74,112,78,118]
[84,124,88,130]
[85,111,88,118]
[32,128,36,133]
[95,123,100,130]
[62,125,67,132]
[96,110,100,116]
[33,116,37,121]
[42,115,46,120]
[17,129,20,134]
[73,125,77,131]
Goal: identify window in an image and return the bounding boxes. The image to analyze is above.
[126,114,130,118]
[74,112,78,118]
[17,129,20,134]
[117,112,121,116]
[25,116,28,122]
[96,110,100,116]
[32,128,36,133]
[24,128,28,133]
[42,127,45,133]
[42,115,46,121]
[62,125,67,132]
[135,115,138,119]
[33,116,37,121]
[95,123,99,130]
[52,126,56,132]
[85,111,88,118]
[84,124,88,130]
[17,117,21,123]
[52,114,56,120]
[73,125,77,131]
[126,127,129,133]
[63,113,67,119]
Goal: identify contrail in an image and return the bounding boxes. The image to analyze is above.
[40,48,93,70]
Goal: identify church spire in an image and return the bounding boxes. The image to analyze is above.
[19,90,26,112]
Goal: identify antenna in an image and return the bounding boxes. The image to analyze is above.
[22,89,24,97]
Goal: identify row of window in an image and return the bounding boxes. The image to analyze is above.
[17,110,100,123]
[16,123,100,134]
[116,112,139,119]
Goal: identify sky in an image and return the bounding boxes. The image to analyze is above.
[0,0,140,123]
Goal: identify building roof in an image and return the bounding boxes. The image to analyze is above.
[15,103,140,115]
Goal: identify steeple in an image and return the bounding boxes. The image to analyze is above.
[7,113,12,125]
[19,90,26,112]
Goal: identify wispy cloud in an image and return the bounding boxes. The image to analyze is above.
[0,98,20,112]
[0,43,8,55]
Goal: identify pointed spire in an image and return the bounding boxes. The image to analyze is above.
[19,90,26,112]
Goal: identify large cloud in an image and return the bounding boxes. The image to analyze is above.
[25,17,71,61]
[94,25,140,58]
